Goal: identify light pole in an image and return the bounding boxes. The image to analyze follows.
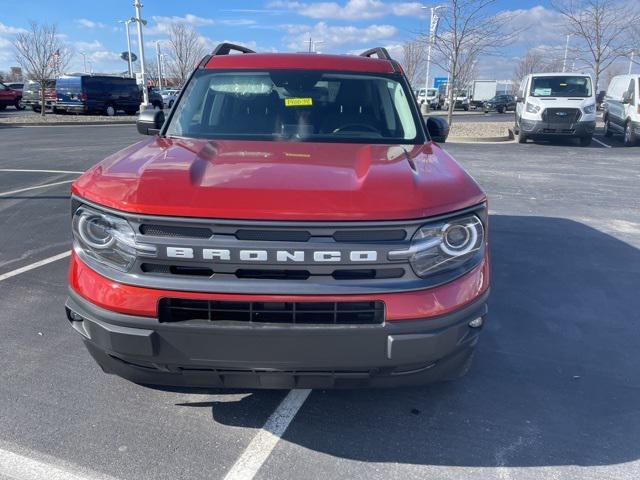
[132,1,149,110]
[79,52,87,73]
[156,41,162,91]
[629,51,635,74]
[118,19,134,78]
[422,5,446,94]
[562,34,571,72]
[305,37,324,53]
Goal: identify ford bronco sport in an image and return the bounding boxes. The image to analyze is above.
[66,44,489,389]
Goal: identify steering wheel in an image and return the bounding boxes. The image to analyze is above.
[333,123,380,134]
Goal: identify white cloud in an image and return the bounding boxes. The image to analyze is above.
[269,0,423,20]
[75,40,103,52]
[147,14,216,36]
[281,21,397,50]
[0,22,27,35]
[75,18,106,29]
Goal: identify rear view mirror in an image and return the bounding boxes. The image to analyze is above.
[426,116,449,143]
[622,92,631,104]
[137,109,165,135]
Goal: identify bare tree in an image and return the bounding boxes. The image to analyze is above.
[551,0,640,92]
[400,40,426,89]
[429,0,519,125]
[512,48,563,87]
[13,22,72,116]
[166,23,206,88]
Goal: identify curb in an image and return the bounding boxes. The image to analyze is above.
[0,120,136,127]
[447,129,514,143]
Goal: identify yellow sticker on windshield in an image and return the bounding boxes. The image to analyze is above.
[285,98,313,107]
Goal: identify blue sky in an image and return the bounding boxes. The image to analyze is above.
[0,0,568,80]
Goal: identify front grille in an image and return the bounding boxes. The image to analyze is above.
[542,108,581,124]
[158,298,385,325]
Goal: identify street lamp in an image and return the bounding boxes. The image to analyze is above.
[562,34,571,73]
[422,5,446,95]
[305,37,324,53]
[79,52,87,73]
[118,19,134,78]
[131,0,150,110]
[629,50,636,75]
[156,41,162,91]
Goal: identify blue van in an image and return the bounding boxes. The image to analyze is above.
[56,75,161,116]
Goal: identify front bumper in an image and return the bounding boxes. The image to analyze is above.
[520,118,596,137]
[66,288,489,389]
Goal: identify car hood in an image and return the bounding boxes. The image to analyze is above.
[72,137,485,221]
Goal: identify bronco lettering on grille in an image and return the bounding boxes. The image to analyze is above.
[166,248,378,263]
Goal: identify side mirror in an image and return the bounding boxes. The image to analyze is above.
[136,109,165,136]
[426,116,449,143]
[622,92,631,104]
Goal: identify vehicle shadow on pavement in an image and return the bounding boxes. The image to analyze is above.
[206,215,640,468]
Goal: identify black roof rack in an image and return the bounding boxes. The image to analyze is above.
[360,47,401,73]
[360,47,392,61]
[211,43,256,56]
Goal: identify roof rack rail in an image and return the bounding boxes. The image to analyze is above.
[359,47,392,61]
[211,43,256,56]
[360,47,402,74]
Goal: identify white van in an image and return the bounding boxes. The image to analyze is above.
[514,73,596,146]
[416,88,440,109]
[603,74,639,146]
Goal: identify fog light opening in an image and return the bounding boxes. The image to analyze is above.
[67,308,84,322]
[468,317,484,328]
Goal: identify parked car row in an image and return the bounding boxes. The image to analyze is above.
[3,75,171,116]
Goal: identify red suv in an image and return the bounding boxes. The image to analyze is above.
[66,44,489,389]
[0,82,24,110]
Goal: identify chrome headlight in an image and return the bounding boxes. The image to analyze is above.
[389,212,486,278]
[72,206,156,272]
[583,103,596,114]
[525,102,541,114]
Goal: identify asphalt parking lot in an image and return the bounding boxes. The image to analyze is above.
[0,123,639,480]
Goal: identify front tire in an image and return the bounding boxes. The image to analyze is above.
[603,117,613,137]
[104,104,116,117]
[14,97,25,110]
[624,121,638,146]
[578,135,592,147]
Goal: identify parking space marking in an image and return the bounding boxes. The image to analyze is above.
[592,137,612,148]
[0,251,70,282]
[0,447,121,480]
[0,180,74,197]
[0,169,84,174]
[224,389,311,480]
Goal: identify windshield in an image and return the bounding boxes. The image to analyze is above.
[166,70,424,144]
[427,89,438,96]
[530,76,592,97]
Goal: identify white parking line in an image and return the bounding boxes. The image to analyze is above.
[0,251,70,282]
[0,447,121,480]
[592,137,612,148]
[224,389,312,480]
[0,168,84,174]
[0,179,74,197]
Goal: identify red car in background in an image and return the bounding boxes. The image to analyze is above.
[0,82,24,110]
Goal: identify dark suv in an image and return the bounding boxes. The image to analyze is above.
[483,94,516,113]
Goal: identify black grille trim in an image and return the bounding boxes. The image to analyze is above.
[140,224,212,238]
[158,298,385,325]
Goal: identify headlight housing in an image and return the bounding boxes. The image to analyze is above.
[525,102,541,114]
[583,103,596,114]
[72,206,156,272]
[389,210,486,278]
